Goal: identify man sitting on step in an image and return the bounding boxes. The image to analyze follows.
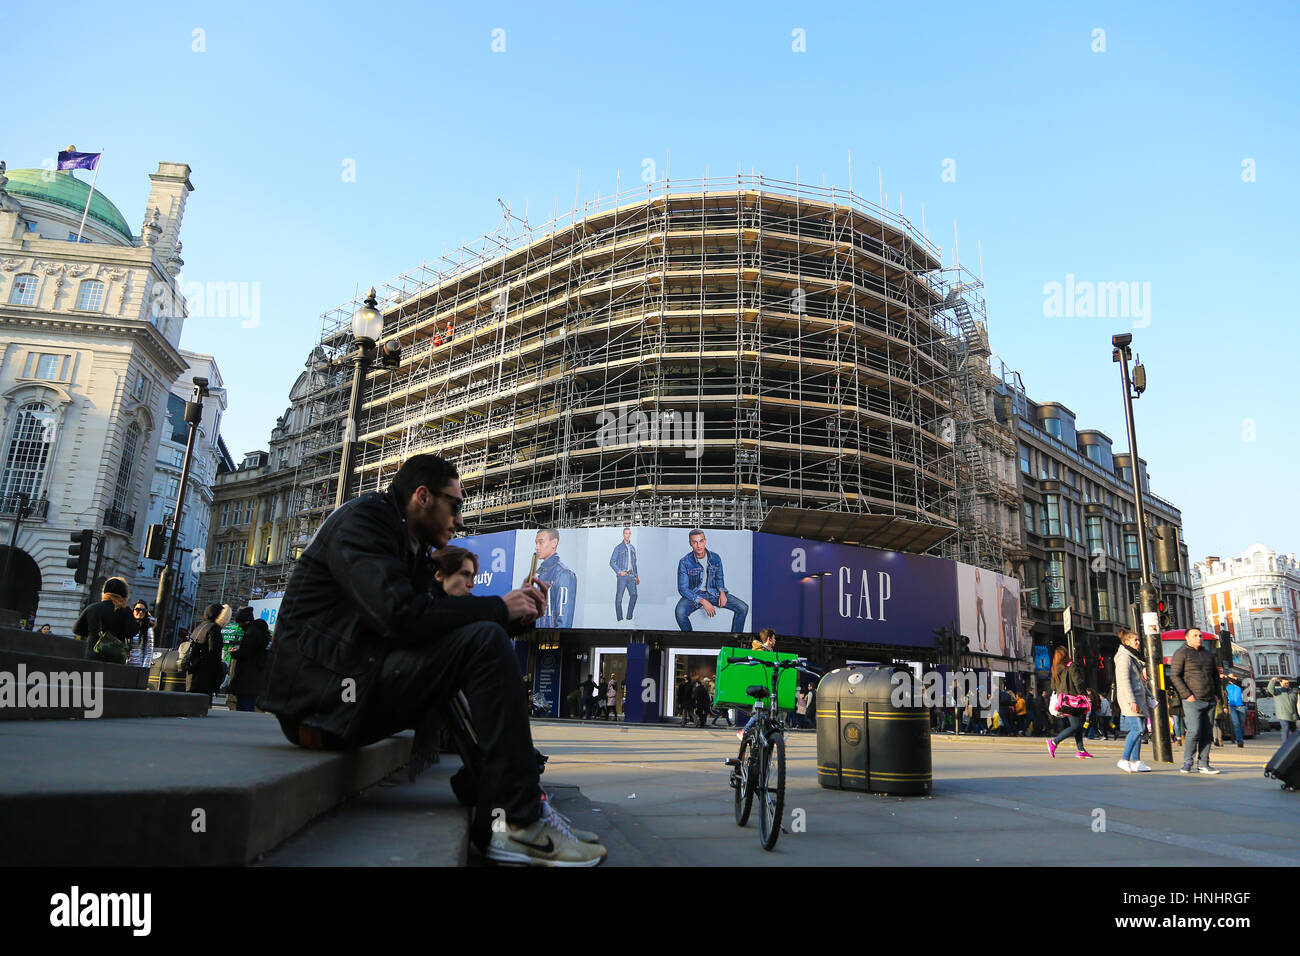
[259,453,606,867]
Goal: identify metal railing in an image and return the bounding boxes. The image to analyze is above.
[0,495,49,521]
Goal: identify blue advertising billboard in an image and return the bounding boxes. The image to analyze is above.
[752,534,959,648]
[454,530,518,598]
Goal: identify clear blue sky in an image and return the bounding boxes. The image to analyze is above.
[7,0,1297,561]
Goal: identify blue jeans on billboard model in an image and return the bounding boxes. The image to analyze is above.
[1121,715,1145,763]
[614,575,638,620]
[1181,699,1215,767]
[1229,705,1245,744]
[674,594,749,632]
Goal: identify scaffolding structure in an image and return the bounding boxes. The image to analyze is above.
[287,174,1010,559]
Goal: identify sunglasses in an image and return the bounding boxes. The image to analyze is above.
[432,491,464,515]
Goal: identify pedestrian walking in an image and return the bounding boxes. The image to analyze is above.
[1169,628,1223,775]
[1224,675,1246,747]
[693,678,710,728]
[1086,690,1102,740]
[1047,647,1092,759]
[793,685,811,729]
[605,676,618,721]
[227,607,271,712]
[1098,694,1114,739]
[1114,627,1155,772]
[182,603,230,701]
[1266,677,1298,744]
[579,674,599,720]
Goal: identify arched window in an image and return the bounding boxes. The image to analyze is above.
[75,279,105,312]
[8,273,38,306]
[1,402,54,500]
[110,421,141,517]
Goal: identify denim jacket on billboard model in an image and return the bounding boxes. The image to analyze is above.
[609,542,637,576]
[677,550,726,604]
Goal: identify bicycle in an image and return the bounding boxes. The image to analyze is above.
[724,656,818,851]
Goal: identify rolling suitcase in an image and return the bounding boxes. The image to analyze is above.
[1264,733,1300,790]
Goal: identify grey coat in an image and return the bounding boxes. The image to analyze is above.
[1114,644,1154,716]
[1266,679,1298,721]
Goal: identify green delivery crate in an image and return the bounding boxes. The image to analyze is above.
[714,649,800,710]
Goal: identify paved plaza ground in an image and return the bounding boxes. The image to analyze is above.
[532,721,1299,867]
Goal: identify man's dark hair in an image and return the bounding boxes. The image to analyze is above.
[688,529,705,540]
[538,528,559,543]
[390,454,459,505]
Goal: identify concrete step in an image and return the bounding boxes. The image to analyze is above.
[0,683,208,720]
[256,762,469,866]
[0,709,415,865]
[0,625,96,661]
[0,649,150,690]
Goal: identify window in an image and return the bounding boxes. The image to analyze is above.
[1045,494,1062,536]
[167,394,187,444]
[1093,587,1111,622]
[1086,516,1104,557]
[1047,555,1066,610]
[134,373,148,402]
[1023,502,1036,534]
[1125,534,1140,571]
[262,534,272,563]
[1044,418,1063,439]
[110,422,141,516]
[8,273,38,306]
[160,475,180,503]
[1019,445,1031,475]
[1,402,54,500]
[219,502,231,527]
[33,354,64,380]
[214,542,227,569]
[75,279,105,312]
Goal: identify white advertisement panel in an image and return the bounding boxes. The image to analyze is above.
[956,563,1023,660]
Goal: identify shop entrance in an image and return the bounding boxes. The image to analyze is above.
[590,647,627,719]
[666,648,721,720]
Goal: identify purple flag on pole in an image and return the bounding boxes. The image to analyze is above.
[57,150,101,171]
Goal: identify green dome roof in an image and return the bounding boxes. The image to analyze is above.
[3,168,135,242]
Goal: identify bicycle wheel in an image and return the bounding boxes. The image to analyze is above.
[733,734,756,826]
[757,731,785,851]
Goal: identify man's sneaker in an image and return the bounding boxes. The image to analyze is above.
[1198,765,1222,775]
[1180,763,1193,773]
[1116,759,1133,772]
[487,816,607,867]
[1130,760,1153,772]
[1076,750,1094,759]
[1047,740,1057,758]
[540,791,601,844]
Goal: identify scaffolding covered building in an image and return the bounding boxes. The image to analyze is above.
[289,175,1015,566]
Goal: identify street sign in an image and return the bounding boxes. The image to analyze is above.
[1063,607,1073,635]
[1142,610,1161,636]
[60,580,78,591]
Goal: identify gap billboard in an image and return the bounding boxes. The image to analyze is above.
[452,528,1024,660]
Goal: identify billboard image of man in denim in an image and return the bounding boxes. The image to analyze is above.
[609,527,639,623]
[533,529,576,628]
[674,529,748,632]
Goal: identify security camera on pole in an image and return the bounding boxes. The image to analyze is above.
[1111,332,1172,764]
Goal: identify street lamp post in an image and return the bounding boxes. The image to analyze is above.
[335,288,383,510]
[1,492,30,611]
[1111,333,1172,764]
[155,377,211,648]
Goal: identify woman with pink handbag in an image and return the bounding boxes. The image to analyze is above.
[1047,646,1093,759]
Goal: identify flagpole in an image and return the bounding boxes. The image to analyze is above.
[74,149,103,243]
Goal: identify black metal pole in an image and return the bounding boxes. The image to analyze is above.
[1,493,29,610]
[335,349,371,510]
[1115,341,1172,764]
[155,389,203,648]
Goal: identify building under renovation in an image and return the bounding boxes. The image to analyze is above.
[287,176,1021,573]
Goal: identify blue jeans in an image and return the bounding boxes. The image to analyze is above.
[1052,714,1085,750]
[1121,715,1144,762]
[674,593,749,632]
[1182,699,1215,767]
[614,575,638,620]
[1229,705,1245,744]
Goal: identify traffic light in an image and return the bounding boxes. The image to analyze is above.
[144,523,166,561]
[958,634,971,655]
[66,530,93,584]
[932,625,951,660]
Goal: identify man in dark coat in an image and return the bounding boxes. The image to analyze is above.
[579,674,598,720]
[1170,628,1223,774]
[258,453,605,866]
[228,606,271,712]
[693,679,711,728]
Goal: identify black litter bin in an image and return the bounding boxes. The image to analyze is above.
[148,648,186,692]
[816,665,932,796]
[863,667,931,795]
[816,666,872,791]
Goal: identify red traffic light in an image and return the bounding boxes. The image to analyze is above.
[1158,600,1166,613]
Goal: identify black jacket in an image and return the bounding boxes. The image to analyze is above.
[185,620,226,695]
[228,618,272,697]
[73,600,132,658]
[258,489,510,742]
[1170,643,1221,702]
